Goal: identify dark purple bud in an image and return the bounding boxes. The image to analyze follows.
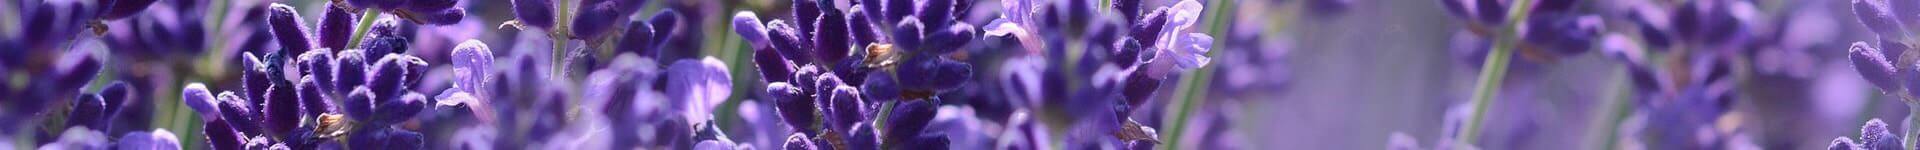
[348,0,407,10]
[514,0,556,29]
[770,82,818,134]
[204,119,246,150]
[572,3,625,39]
[98,82,133,123]
[887,0,915,23]
[99,0,158,20]
[301,49,337,92]
[268,3,314,55]
[784,133,816,150]
[835,49,873,86]
[826,86,865,131]
[794,65,824,94]
[736,12,772,48]
[69,94,107,129]
[862,72,901,101]
[297,76,333,118]
[1475,0,1505,24]
[885,100,938,145]
[317,2,357,50]
[794,0,822,37]
[360,18,409,56]
[1833,137,1862,150]
[1113,37,1144,67]
[894,18,926,51]
[240,52,272,109]
[406,0,458,13]
[1862,119,1902,150]
[1131,9,1168,46]
[848,123,879,150]
[922,23,976,54]
[400,55,429,88]
[897,56,972,91]
[372,93,427,125]
[922,0,955,27]
[1856,0,1909,40]
[1120,68,1161,114]
[216,92,263,135]
[55,49,102,90]
[182,84,222,120]
[815,8,853,64]
[1522,14,1599,54]
[265,83,303,136]
[849,6,884,46]
[769,20,814,63]
[620,19,658,56]
[369,54,412,100]
[19,0,97,51]
[335,50,371,94]
[345,87,377,122]
[1853,42,1901,93]
[755,46,798,83]
[649,10,684,56]
[410,7,465,25]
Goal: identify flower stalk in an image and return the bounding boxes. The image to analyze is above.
[1456,0,1536,148]
[346,9,380,50]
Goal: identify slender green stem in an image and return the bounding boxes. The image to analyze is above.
[345,9,380,50]
[1456,0,1535,148]
[1905,104,1918,149]
[550,0,574,79]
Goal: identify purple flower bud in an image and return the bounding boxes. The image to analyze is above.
[1132,9,1169,46]
[372,92,427,125]
[335,50,371,94]
[1853,42,1901,92]
[369,54,413,100]
[1856,0,1909,40]
[182,83,222,120]
[68,94,107,129]
[360,18,410,56]
[55,49,103,90]
[887,0,915,23]
[1120,68,1161,114]
[349,128,426,149]
[649,10,687,59]
[847,123,879,150]
[572,4,627,39]
[770,82,817,134]
[204,119,246,150]
[863,72,901,101]
[406,0,458,14]
[794,65,824,94]
[1833,137,1862,150]
[922,0,956,27]
[216,91,263,135]
[825,86,865,131]
[755,45,798,83]
[20,0,98,51]
[264,84,302,135]
[268,3,314,55]
[794,0,823,37]
[345,87,377,122]
[894,18,926,51]
[317,2,357,50]
[297,76,333,118]
[735,12,771,48]
[514,0,556,28]
[300,49,337,91]
[923,22,976,54]
[848,6,884,46]
[620,19,659,56]
[885,100,938,144]
[769,20,813,63]
[348,0,408,10]
[815,8,853,64]
[1862,119,1902,150]
[240,52,273,105]
[897,55,973,91]
[117,130,181,149]
[1523,14,1600,54]
[411,7,466,25]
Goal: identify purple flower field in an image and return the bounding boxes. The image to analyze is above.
[1,0,1911,149]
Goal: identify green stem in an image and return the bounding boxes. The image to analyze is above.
[551,0,574,79]
[1905,104,1918,149]
[345,9,380,50]
[1456,0,1535,148]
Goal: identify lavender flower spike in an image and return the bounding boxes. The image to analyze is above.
[1851,42,1900,92]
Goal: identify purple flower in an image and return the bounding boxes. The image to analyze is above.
[1861,119,1902,150]
[450,40,494,97]
[1852,42,1900,93]
[667,57,733,121]
[116,129,182,149]
[513,0,556,28]
[267,3,315,55]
